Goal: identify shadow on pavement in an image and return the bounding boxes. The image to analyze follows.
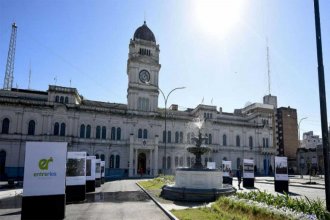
[78,191,150,204]
[0,195,21,209]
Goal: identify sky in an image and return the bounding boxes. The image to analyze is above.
[0,0,329,139]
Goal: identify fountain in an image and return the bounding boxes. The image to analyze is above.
[161,118,236,202]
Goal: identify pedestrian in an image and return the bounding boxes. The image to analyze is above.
[236,165,242,190]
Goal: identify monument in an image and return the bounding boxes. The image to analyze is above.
[161,118,235,202]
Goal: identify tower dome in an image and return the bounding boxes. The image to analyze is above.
[133,21,156,43]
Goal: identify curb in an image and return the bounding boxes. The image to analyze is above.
[136,182,179,220]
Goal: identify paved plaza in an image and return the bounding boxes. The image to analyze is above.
[0,175,326,219]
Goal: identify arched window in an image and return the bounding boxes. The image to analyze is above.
[55,96,59,102]
[167,131,171,143]
[100,154,105,161]
[60,123,66,136]
[60,96,64,103]
[116,127,121,140]
[249,136,253,149]
[96,126,101,139]
[163,130,166,143]
[102,126,106,139]
[180,132,183,143]
[167,156,171,169]
[138,129,142,138]
[187,133,191,144]
[64,97,69,104]
[236,135,240,147]
[111,127,116,140]
[209,134,212,144]
[162,157,166,169]
[175,156,179,167]
[95,154,100,159]
[179,157,183,166]
[109,155,114,168]
[223,134,227,146]
[80,124,85,138]
[143,129,148,139]
[86,125,91,138]
[54,122,59,135]
[28,120,35,135]
[2,118,9,134]
[115,155,120,168]
[175,132,179,143]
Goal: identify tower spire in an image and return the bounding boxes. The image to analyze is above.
[3,23,18,90]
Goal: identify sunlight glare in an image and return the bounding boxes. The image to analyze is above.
[193,0,245,39]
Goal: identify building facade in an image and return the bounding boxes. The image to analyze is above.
[0,22,276,180]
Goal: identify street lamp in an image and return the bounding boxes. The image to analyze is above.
[298,117,307,178]
[146,82,185,175]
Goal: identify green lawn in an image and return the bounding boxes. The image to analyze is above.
[138,175,174,190]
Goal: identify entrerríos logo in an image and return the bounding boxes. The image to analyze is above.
[38,157,53,170]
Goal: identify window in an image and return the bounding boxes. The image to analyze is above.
[167,156,171,169]
[80,124,85,138]
[64,97,69,104]
[60,96,64,103]
[205,133,209,144]
[96,126,101,139]
[143,129,147,139]
[263,138,266,148]
[109,155,114,168]
[167,131,171,143]
[180,132,183,143]
[266,138,269,148]
[223,134,227,146]
[28,120,35,135]
[95,154,100,159]
[86,125,91,138]
[55,96,59,102]
[111,127,116,140]
[100,154,105,161]
[175,156,179,167]
[137,97,149,111]
[187,157,191,167]
[1,118,9,134]
[60,123,66,136]
[102,126,106,139]
[209,134,212,144]
[249,136,253,149]
[54,122,59,135]
[138,129,143,138]
[115,155,120,168]
[162,157,166,169]
[187,133,191,144]
[236,135,240,147]
[175,132,179,143]
[116,127,121,140]
[179,157,183,166]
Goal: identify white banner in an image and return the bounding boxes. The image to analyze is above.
[275,156,288,181]
[66,152,86,186]
[23,142,67,196]
[222,161,232,177]
[243,159,254,178]
[86,156,96,181]
[101,161,105,178]
[207,162,216,169]
[95,159,101,179]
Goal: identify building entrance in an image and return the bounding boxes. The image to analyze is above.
[0,150,6,180]
[138,153,146,175]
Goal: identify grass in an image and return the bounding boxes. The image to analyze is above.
[172,196,288,220]
[138,175,174,190]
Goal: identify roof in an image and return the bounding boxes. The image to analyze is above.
[133,21,156,43]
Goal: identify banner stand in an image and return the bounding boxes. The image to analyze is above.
[243,159,255,188]
[274,156,289,193]
[101,161,105,184]
[86,156,96,193]
[222,160,233,185]
[66,152,86,203]
[274,180,289,193]
[95,159,101,187]
[22,194,66,219]
[242,178,254,188]
[21,142,67,220]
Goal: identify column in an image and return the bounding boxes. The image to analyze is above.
[129,134,134,177]
[154,136,159,176]
[150,149,153,176]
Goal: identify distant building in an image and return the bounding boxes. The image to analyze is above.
[300,131,322,149]
[276,107,299,172]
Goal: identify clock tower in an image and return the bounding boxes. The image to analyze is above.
[127,21,161,113]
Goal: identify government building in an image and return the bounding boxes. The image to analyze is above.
[0,22,277,180]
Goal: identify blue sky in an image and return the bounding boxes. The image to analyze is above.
[0,0,329,138]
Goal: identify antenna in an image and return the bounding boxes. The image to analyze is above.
[266,38,271,95]
[28,61,31,89]
[3,23,18,90]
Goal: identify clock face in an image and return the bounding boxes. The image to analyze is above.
[139,70,150,83]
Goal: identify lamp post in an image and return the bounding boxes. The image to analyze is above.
[146,82,185,175]
[298,117,307,178]
[313,0,330,211]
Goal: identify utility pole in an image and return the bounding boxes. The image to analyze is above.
[313,0,330,211]
[3,23,17,90]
